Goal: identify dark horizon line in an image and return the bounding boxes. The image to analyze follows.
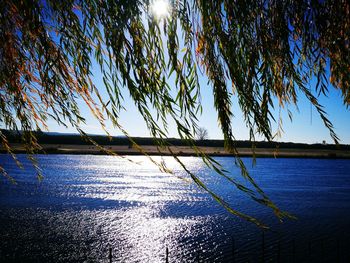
[2,129,349,150]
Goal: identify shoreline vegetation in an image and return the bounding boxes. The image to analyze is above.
[1,131,350,159]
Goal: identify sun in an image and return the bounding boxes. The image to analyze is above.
[150,0,170,19]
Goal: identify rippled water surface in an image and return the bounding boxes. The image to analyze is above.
[1,154,350,262]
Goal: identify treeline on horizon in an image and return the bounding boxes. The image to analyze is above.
[2,129,350,151]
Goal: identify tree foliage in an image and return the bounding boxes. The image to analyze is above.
[196,127,208,140]
[1,0,349,227]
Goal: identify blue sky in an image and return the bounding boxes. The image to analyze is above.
[45,63,350,145]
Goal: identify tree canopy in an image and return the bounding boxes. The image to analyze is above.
[1,0,349,227]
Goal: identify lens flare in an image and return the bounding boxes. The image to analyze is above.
[150,0,170,19]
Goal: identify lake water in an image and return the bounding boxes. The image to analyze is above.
[1,154,350,262]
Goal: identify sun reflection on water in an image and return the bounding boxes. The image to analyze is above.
[73,156,208,203]
[81,156,213,261]
[1,155,230,262]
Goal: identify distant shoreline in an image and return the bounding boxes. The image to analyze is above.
[1,130,350,159]
[2,143,350,159]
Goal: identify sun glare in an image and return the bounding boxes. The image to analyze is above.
[150,0,170,19]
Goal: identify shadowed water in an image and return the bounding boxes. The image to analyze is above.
[1,154,350,262]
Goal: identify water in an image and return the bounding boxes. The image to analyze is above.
[1,154,350,262]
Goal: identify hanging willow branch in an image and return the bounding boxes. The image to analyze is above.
[1,0,349,227]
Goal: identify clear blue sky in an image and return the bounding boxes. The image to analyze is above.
[45,63,350,145]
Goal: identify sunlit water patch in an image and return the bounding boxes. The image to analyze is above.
[1,155,350,262]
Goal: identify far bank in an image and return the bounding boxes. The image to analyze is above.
[2,143,350,159]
